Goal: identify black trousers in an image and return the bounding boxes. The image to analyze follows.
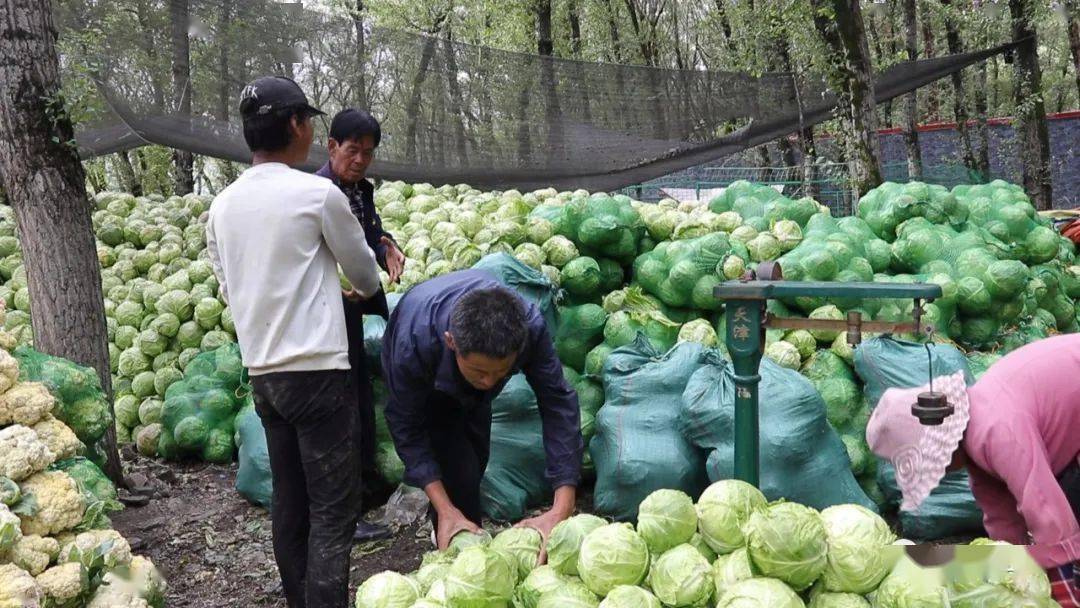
[252,370,361,608]
[342,297,378,489]
[426,392,493,528]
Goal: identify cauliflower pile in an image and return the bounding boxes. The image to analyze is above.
[0,304,166,608]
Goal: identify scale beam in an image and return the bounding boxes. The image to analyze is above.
[713,263,944,488]
[715,280,942,301]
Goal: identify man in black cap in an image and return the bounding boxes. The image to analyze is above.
[206,76,381,608]
[315,109,403,543]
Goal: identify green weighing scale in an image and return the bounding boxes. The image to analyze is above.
[714,261,955,488]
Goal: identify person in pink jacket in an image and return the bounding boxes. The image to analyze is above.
[867,333,1080,607]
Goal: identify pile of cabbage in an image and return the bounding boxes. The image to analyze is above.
[353,480,1054,608]
[368,179,1076,496]
[0,305,167,608]
[0,193,239,458]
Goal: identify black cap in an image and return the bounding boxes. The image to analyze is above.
[238,76,325,120]
[329,108,382,146]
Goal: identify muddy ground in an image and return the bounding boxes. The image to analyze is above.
[111,450,429,608]
[110,449,974,607]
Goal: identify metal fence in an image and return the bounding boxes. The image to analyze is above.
[620,160,997,217]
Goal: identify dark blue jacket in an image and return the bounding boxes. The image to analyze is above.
[316,162,394,318]
[381,270,583,490]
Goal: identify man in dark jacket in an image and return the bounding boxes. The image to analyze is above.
[316,109,404,542]
[382,270,583,552]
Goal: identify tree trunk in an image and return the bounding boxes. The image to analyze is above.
[989,53,999,113]
[1009,0,1053,209]
[568,0,583,57]
[902,0,923,179]
[942,0,978,175]
[712,0,734,41]
[0,0,124,485]
[404,37,440,161]
[800,126,821,200]
[216,0,232,122]
[114,152,142,196]
[535,0,554,56]
[170,0,194,195]
[973,60,991,178]
[442,30,472,164]
[756,146,772,181]
[919,0,939,121]
[1067,0,1080,103]
[355,0,367,107]
[602,0,623,62]
[867,8,891,126]
[134,0,166,112]
[812,0,883,196]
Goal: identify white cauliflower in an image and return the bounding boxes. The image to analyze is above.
[0,426,55,483]
[6,535,61,576]
[60,530,132,570]
[86,578,150,608]
[16,472,84,537]
[0,330,16,353]
[0,563,45,607]
[0,350,17,394]
[101,556,165,607]
[29,417,81,462]
[34,562,86,607]
[0,383,54,428]
[0,504,21,554]
[0,330,15,353]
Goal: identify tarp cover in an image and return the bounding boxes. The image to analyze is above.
[62,0,1017,192]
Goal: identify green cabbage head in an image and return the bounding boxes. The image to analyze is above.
[489,527,541,579]
[696,480,767,555]
[808,592,870,608]
[745,502,828,591]
[535,580,598,608]
[512,565,565,608]
[636,489,698,554]
[578,523,650,596]
[598,586,661,608]
[443,546,516,608]
[715,578,805,608]
[354,570,420,608]
[547,513,606,576]
[819,505,895,594]
[648,544,713,608]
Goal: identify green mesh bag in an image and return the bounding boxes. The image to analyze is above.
[592,338,709,521]
[234,400,271,508]
[680,352,876,512]
[480,374,549,521]
[854,337,984,540]
[13,347,113,448]
[472,253,559,332]
[546,195,645,265]
[633,232,743,312]
[555,304,608,372]
[49,457,122,531]
[159,343,250,463]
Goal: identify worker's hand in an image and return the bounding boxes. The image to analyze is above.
[382,237,405,284]
[516,508,572,566]
[436,507,481,551]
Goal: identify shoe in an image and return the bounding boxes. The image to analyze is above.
[353,520,392,543]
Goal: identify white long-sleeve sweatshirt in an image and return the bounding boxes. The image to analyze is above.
[205,162,380,375]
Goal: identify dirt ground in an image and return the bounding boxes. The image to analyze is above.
[109,449,974,607]
[110,450,429,608]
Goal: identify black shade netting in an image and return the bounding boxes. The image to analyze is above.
[62,0,1016,192]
